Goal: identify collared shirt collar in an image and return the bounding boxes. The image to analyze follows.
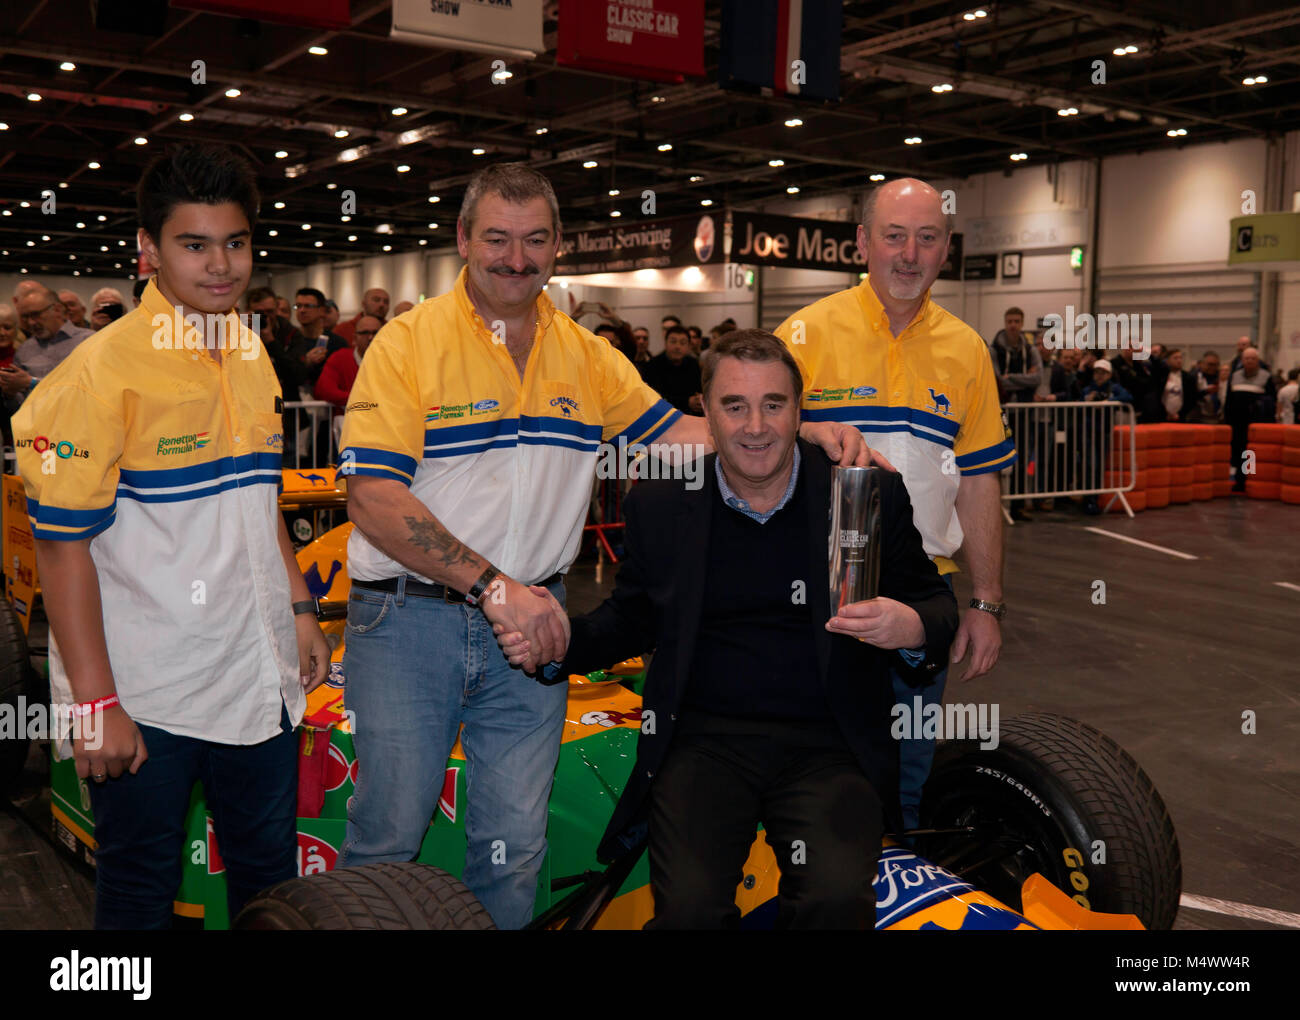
[139,277,245,360]
[715,444,801,524]
[857,273,931,337]
[453,265,558,344]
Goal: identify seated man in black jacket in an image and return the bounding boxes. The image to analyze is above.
[496,329,957,929]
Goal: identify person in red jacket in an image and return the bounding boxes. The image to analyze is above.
[315,314,380,409]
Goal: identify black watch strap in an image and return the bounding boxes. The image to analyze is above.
[465,566,501,607]
[292,599,319,617]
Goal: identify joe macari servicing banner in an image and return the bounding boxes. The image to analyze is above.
[554,214,724,275]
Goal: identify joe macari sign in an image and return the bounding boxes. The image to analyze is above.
[554,214,724,275]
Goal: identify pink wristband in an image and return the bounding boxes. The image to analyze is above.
[71,694,120,718]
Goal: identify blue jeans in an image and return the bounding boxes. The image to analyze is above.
[338,576,568,929]
[890,574,954,832]
[86,705,296,929]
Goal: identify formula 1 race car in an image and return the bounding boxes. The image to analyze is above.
[0,468,1181,930]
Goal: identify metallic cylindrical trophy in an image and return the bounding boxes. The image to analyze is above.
[829,466,883,612]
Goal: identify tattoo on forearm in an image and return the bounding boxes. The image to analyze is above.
[403,516,479,569]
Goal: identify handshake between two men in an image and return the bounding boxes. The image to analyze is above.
[491,587,928,675]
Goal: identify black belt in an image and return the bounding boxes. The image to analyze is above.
[352,572,562,605]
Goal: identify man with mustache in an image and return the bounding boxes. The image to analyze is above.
[335,163,871,928]
[774,178,1014,832]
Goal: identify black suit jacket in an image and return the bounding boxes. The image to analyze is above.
[1148,360,1198,422]
[559,440,959,862]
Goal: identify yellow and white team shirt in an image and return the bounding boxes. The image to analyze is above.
[340,266,680,585]
[775,276,1015,566]
[13,278,304,746]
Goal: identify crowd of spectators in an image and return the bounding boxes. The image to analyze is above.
[573,302,740,417]
[986,309,1295,512]
[3,279,416,466]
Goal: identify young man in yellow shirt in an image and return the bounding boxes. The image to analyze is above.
[14,143,329,928]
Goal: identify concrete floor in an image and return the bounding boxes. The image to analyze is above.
[2,495,1296,930]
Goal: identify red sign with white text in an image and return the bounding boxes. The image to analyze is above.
[556,0,704,83]
[172,0,351,31]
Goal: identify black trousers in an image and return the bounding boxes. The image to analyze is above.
[646,711,882,930]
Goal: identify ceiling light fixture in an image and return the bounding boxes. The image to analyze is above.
[178,112,194,122]
[224,88,241,98]
[784,117,803,127]
[658,143,673,152]
[60,62,76,71]
[904,136,922,144]
[786,186,800,194]
[308,46,329,56]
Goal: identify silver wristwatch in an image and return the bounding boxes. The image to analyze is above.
[969,598,1007,620]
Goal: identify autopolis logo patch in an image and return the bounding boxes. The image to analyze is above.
[156,432,210,455]
[15,436,91,459]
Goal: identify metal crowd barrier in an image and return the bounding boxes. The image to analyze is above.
[1001,399,1138,518]
[283,399,340,470]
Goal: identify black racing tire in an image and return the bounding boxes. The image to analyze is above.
[0,599,37,799]
[916,712,1181,930]
[232,863,496,930]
